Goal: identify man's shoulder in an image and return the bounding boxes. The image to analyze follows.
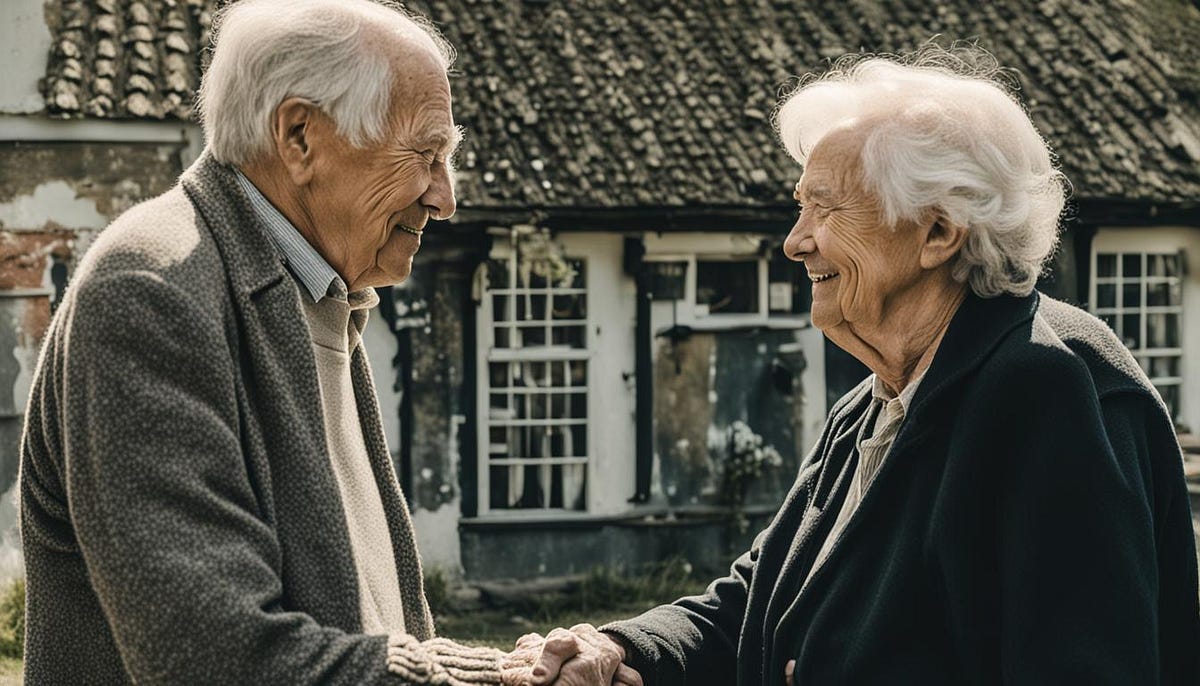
[71,184,226,300]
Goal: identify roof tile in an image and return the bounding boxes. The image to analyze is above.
[38,0,1200,205]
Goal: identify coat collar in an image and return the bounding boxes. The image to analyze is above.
[907,289,1040,422]
[179,150,292,302]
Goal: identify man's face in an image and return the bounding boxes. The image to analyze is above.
[305,48,458,291]
[781,125,925,333]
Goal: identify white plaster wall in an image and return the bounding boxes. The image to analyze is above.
[0,0,51,114]
[363,309,402,451]
[560,232,638,516]
[1093,226,1200,434]
[410,502,463,578]
[0,180,109,231]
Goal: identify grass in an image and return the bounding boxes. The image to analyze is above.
[435,557,709,650]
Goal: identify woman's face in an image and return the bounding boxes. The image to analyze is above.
[781,126,926,335]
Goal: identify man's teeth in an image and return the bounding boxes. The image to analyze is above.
[809,272,839,283]
[394,224,423,236]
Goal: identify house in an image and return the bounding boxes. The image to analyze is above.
[1,0,1197,581]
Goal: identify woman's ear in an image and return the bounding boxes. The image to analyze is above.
[271,97,320,186]
[919,212,968,270]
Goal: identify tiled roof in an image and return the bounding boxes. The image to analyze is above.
[42,0,1200,207]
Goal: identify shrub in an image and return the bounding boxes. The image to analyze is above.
[0,578,24,658]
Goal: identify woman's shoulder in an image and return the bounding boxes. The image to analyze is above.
[972,294,1148,399]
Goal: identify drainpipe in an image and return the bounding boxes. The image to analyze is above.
[624,238,652,503]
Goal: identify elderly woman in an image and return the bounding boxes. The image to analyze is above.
[529,49,1200,686]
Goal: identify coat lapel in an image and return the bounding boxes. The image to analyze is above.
[179,151,363,630]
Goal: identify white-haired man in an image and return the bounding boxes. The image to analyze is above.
[18,1,633,684]
[528,48,1200,686]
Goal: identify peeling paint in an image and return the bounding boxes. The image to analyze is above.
[0,142,184,220]
[0,181,107,230]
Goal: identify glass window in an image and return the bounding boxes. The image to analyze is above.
[1091,250,1184,421]
[480,248,589,514]
[768,250,811,315]
[696,260,758,314]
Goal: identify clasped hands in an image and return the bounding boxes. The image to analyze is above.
[499,623,643,686]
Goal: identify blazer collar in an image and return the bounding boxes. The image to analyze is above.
[179,149,292,301]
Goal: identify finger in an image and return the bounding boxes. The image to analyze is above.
[614,663,645,686]
[568,625,622,679]
[530,629,581,686]
[785,659,796,686]
[516,632,544,650]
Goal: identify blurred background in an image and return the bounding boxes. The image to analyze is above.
[0,0,1198,672]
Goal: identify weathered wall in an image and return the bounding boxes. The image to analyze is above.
[652,328,822,510]
[391,244,475,577]
[0,140,184,579]
[0,0,51,114]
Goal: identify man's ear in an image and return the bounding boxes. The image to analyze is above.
[919,211,969,270]
[271,97,320,186]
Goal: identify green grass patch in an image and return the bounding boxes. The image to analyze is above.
[437,557,709,651]
[0,579,22,660]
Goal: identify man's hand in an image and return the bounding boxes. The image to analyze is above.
[785,659,795,686]
[519,624,643,686]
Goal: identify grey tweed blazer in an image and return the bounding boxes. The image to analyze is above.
[20,151,433,684]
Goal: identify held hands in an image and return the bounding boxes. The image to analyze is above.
[500,624,643,686]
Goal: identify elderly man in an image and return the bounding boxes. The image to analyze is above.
[18,1,629,684]
[530,48,1200,685]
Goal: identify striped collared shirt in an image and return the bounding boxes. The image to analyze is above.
[233,169,348,303]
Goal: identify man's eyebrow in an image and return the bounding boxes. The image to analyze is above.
[412,126,463,155]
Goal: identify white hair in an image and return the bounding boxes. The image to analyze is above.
[774,46,1068,298]
[197,0,454,166]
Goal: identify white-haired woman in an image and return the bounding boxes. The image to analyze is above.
[597,48,1200,685]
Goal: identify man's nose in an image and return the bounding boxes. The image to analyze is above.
[422,162,456,220]
[782,214,815,262]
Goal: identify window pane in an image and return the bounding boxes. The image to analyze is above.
[1150,356,1179,378]
[1096,283,1116,308]
[1146,313,1180,348]
[1147,253,1181,277]
[1122,254,1142,278]
[1146,281,1182,307]
[1096,253,1117,277]
[551,293,586,320]
[1101,313,1117,332]
[768,251,810,314]
[696,260,759,314]
[1121,313,1141,348]
[551,324,586,348]
[520,327,546,346]
[1121,283,1141,308]
[493,326,510,348]
[489,362,511,389]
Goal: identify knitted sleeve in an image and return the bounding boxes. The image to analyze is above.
[387,635,529,685]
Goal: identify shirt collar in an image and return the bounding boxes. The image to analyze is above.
[870,368,928,415]
[232,169,348,303]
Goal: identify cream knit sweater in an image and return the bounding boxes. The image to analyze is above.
[300,286,407,635]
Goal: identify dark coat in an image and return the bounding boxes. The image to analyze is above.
[19,152,435,684]
[604,291,1200,685]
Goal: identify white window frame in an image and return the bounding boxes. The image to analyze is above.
[642,232,809,330]
[475,232,593,518]
[1090,229,1191,424]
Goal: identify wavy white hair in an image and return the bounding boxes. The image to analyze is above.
[774,47,1068,298]
[197,0,454,166]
